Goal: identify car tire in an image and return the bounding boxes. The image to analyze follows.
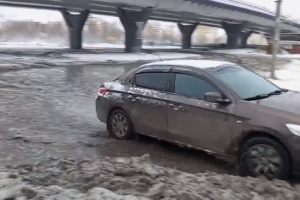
[107,109,133,140]
[238,137,290,180]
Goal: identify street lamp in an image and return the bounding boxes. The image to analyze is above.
[271,0,282,79]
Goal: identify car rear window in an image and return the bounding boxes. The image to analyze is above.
[134,72,170,91]
[115,68,137,82]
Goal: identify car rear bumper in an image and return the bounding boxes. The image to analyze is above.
[95,96,109,123]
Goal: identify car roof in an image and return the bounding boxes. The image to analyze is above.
[141,59,235,69]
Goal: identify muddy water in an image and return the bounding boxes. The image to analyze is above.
[0,63,231,175]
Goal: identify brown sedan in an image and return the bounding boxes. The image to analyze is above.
[96,59,300,180]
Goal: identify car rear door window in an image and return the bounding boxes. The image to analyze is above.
[175,73,218,100]
[135,72,170,92]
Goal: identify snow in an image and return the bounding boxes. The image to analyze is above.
[212,48,300,58]
[1,155,300,200]
[103,81,125,91]
[0,41,66,49]
[86,43,180,50]
[64,53,200,63]
[0,41,179,50]
[142,59,233,69]
[212,48,267,55]
[0,41,299,94]
[266,60,300,92]
[0,42,195,70]
[0,51,201,71]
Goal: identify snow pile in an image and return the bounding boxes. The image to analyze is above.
[0,52,201,71]
[0,41,67,49]
[1,155,300,200]
[0,42,179,50]
[211,48,300,59]
[211,48,267,56]
[63,52,200,64]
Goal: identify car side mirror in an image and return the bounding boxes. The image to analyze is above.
[204,92,231,104]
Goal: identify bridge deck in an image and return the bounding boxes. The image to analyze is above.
[0,0,299,33]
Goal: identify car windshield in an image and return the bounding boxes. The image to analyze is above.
[211,66,281,100]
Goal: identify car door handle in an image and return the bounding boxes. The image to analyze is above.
[169,104,183,111]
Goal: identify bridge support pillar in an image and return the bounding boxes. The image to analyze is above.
[241,31,253,47]
[61,9,90,50]
[177,23,198,49]
[117,8,152,53]
[222,21,249,49]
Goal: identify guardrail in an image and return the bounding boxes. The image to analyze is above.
[230,0,271,11]
[231,0,300,23]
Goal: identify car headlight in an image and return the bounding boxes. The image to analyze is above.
[286,124,300,136]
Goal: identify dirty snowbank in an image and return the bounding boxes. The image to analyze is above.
[1,155,300,200]
[0,52,201,71]
[212,48,300,59]
[0,41,179,50]
[63,52,200,63]
[211,48,267,56]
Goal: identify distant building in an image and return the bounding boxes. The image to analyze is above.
[193,26,219,44]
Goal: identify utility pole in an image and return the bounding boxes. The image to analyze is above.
[271,0,282,79]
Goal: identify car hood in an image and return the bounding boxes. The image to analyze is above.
[253,90,300,116]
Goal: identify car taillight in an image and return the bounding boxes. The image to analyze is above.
[97,87,107,96]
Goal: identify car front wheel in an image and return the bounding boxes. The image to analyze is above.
[107,109,133,139]
[238,137,291,180]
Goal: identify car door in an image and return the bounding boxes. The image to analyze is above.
[124,70,172,140]
[167,70,235,154]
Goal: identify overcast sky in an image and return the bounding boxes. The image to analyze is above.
[0,0,298,23]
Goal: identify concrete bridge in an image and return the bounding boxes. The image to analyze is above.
[1,0,300,52]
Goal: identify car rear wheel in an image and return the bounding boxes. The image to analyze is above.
[238,137,290,180]
[107,109,133,139]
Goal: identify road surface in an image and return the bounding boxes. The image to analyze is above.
[0,61,235,175]
[0,49,291,174]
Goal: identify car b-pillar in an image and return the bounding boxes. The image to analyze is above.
[61,9,90,50]
[117,7,152,53]
[222,21,250,49]
[177,22,198,49]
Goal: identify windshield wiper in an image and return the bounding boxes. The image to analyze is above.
[244,89,286,101]
[244,94,270,101]
[267,89,284,95]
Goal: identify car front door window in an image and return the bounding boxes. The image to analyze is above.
[175,73,219,100]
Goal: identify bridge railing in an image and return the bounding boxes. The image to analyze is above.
[230,0,300,23]
[227,0,272,12]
